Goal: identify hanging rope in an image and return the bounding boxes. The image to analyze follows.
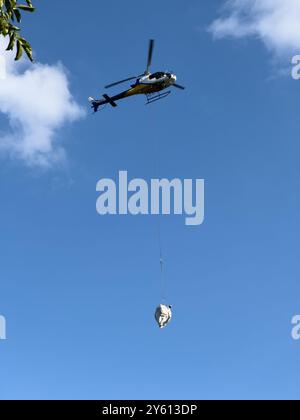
[157,214,167,303]
[152,112,168,303]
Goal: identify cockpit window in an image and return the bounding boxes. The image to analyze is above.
[149,72,165,80]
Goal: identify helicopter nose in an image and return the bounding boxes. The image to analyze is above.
[171,74,177,83]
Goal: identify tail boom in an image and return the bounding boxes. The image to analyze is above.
[88,90,134,112]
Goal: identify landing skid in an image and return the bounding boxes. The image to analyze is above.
[146,91,171,105]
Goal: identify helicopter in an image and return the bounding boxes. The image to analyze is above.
[89,40,185,112]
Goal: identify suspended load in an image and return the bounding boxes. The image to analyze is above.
[155,305,172,329]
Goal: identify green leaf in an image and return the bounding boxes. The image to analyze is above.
[23,43,33,61]
[6,31,16,50]
[15,38,23,60]
[1,0,35,62]
[13,8,21,22]
[16,4,35,12]
[5,0,14,14]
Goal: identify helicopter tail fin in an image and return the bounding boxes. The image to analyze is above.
[88,97,104,113]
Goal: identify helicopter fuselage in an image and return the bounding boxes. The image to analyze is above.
[124,72,177,97]
[90,72,177,110]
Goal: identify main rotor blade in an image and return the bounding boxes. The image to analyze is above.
[146,39,155,74]
[105,76,137,89]
[173,83,186,90]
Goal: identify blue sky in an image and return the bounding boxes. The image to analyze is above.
[0,0,300,400]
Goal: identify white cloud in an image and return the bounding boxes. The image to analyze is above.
[0,40,85,167]
[209,0,300,56]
